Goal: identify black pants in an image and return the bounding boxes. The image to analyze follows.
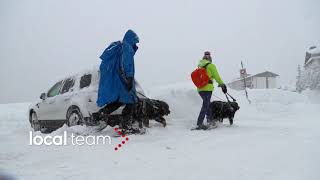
[103,102,122,114]
[103,101,135,116]
[197,91,213,126]
[101,102,136,129]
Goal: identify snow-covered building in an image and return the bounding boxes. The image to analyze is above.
[296,46,320,91]
[228,71,279,90]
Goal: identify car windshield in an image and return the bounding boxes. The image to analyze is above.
[47,81,63,97]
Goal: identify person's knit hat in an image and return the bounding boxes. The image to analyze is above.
[204,51,211,56]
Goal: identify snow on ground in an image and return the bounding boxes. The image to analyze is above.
[0,85,320,180]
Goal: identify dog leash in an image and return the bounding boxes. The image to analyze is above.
[225,94,231,102]
[225,92,236,102]
[213,93,236,102]
[226,92,236,101]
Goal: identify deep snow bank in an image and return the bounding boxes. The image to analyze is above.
[149,82,315,125]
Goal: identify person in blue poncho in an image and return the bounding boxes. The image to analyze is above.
[96,30,140,130]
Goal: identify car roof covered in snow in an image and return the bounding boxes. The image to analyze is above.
[51,65,99,84]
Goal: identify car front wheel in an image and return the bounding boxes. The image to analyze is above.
[66,107,84,127]
[31,112,41,131]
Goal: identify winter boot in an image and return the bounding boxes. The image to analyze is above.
[193,124,208,130]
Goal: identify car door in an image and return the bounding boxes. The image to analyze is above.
[37,80,63,120]
[54,77,75,119]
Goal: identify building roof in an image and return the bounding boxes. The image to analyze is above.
[254,71,279,77]
[229,71,279,84]
[307,46,320,55]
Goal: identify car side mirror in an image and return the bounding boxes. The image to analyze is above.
[40,93,46,100]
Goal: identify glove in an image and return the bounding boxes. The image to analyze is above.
[133,44,139,52]
[219,84,227,94]
[126,77,133,91]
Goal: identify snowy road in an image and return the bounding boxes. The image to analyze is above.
[0,86,319,180]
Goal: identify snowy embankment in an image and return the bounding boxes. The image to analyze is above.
[0,84,320,180]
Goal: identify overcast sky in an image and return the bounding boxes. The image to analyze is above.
[1,0,319,103]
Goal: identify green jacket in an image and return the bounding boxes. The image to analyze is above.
[197,59,224,92]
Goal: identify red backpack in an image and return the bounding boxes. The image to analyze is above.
[191,63,211,88]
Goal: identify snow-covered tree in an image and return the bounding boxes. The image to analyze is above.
[307,62,320,90]
[296,65,304,92]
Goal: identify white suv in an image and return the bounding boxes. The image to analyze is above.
[28,67,148,132]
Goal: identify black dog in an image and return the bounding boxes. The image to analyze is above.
[94,99,170,131]
[134,99,170,128]
[209,101,240,125]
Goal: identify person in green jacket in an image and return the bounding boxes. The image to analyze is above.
[195,51,227,130]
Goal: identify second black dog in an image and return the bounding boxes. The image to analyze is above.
[209,101,240,125]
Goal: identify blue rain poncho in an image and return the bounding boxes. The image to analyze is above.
[97,30,139,107]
